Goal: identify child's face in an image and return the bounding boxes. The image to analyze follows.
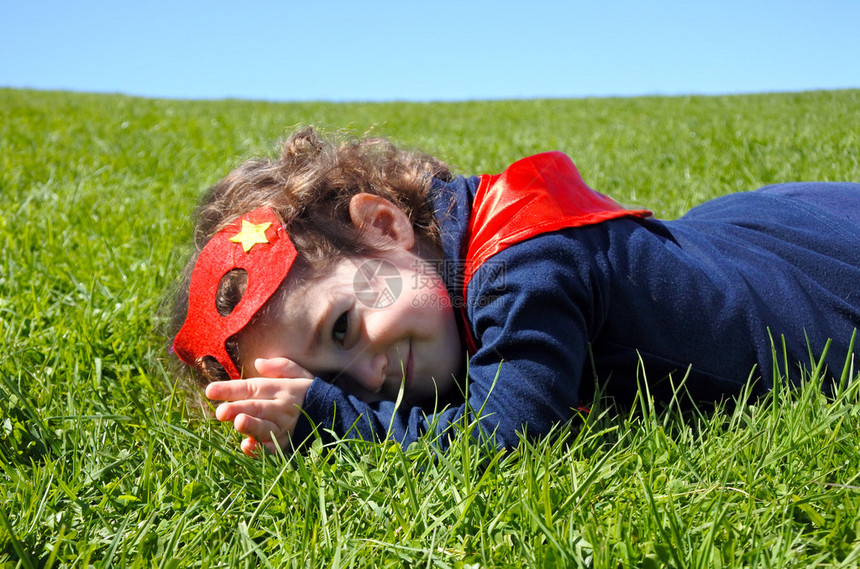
[238,246,462,405]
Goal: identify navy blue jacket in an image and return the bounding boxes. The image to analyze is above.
[294,169,860,449]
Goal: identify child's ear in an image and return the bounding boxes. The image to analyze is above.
[348,193,415,249]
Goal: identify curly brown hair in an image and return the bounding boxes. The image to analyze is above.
[170,127,451,383]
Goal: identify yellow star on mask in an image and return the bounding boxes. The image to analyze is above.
[230,220,272,252]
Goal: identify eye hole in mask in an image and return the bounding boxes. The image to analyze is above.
[216,269,249,317]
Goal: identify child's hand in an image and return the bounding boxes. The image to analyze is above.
[205,357,314,456]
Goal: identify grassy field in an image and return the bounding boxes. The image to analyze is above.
[1,87,860,567]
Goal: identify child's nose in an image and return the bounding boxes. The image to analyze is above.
[349,353,387,393]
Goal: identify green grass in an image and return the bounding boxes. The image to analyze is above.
[1,87,859,567]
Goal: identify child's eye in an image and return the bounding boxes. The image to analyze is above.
[332,312,349,344]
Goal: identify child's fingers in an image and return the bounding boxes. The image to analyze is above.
[240,437,281,456]
[232,413,288,447]
[205,377,310,402]
[240,437,260,456]
[214,398,300,423]
[206,377,313,454]
[205,379,267,401]
[254,357,314,379]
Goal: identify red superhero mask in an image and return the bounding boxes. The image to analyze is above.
[172,207,297,379]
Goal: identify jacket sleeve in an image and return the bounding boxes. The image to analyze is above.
[292,229,609,450]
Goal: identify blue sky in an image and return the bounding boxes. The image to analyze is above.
[2,0,858,102]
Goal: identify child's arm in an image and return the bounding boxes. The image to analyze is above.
[292,230,604,450]
[206,228,606,454]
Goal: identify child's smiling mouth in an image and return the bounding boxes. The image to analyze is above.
[388,340,413,396]
[405,340,414,389]
[378,340,414,401]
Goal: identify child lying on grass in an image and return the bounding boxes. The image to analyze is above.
[170,127,860,455]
